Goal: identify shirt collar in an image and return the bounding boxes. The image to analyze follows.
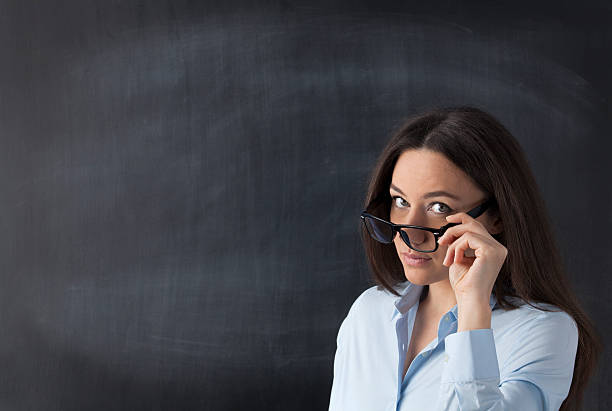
[390,281,498,321]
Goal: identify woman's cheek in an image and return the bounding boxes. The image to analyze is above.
[435,243,449,263]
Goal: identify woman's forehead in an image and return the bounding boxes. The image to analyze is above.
[391,149,482,200]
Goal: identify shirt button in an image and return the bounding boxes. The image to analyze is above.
[444,315,450,322]
[422,351,429,357]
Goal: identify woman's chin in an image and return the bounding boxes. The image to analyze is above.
[403,272,429,285]
[403,265,445,285]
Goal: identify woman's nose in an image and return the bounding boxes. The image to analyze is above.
[396,209,429,227]
[402,227,427,245]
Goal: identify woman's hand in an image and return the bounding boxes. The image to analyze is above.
[438,212,508,306]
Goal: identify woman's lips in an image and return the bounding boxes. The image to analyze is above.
[401,253,432,267]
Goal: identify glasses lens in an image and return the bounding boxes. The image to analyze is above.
[363,216,395,243]
[400,227,437,252]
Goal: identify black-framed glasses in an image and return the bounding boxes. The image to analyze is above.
[360,199,493,253]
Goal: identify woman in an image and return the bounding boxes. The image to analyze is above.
[328,106,601,411]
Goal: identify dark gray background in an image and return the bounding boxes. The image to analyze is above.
[0,1,610,410]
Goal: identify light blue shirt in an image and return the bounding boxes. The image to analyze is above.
[328,281,578,411]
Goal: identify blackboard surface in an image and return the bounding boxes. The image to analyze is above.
[0,1,610,410]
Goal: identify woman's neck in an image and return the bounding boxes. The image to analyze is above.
[420,279,457,314]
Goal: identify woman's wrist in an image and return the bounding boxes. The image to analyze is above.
[456,299,492,332]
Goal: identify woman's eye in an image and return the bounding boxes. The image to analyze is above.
[431,202,452,214]
[391,196,408,208]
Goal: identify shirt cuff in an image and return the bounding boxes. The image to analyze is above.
[441,328,500,384]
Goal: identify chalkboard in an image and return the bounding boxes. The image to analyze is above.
[0,1,610,410]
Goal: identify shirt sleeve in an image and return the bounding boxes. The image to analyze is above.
[436,310,579,411]
[328,307,353,411]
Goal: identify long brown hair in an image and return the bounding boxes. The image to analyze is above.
[360,106,602,410]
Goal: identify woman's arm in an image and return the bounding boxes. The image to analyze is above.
[436,310,579,411]
[438,212,577,409]
[328,315,350,411]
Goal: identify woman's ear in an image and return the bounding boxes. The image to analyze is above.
[486,211,504,235]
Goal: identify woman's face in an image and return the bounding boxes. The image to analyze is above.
[389,149,500,286]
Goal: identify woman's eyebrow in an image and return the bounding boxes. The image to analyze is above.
[389,183,461,200]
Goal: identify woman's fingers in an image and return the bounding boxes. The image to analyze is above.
[444,231,507,266]
[454,232,482,263]
[443,231,485,266]
[439,211,508,302]
[439,212,490,244]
